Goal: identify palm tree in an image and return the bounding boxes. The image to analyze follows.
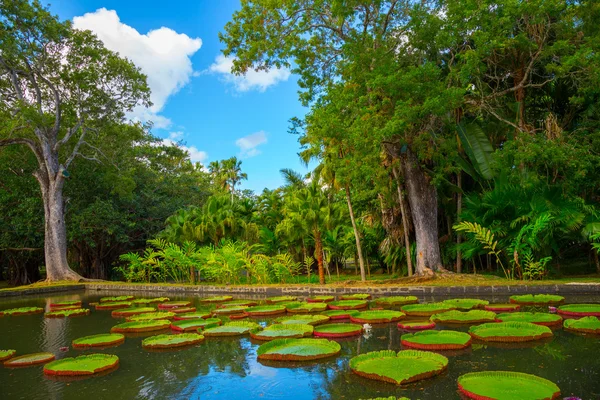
[208,160,229,192]
[222,157,248,203]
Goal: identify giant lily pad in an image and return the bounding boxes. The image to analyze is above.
[172,311,211,321]
[126,311,176,322]
[442,298,489,310]
[43,354,119,376]
[245,305,286,316]
[397,321,436,331]
[111,319,170,333]
[266,296,297,304]
[201,295,233,303]
[349,350,448,385]
[495,312,563,327]
[401,330,472,350]
[351,310,405,324]
[469,321,553,342]
[45,308,90,318]
[375,296,419,307]
[95,301,132,310]
[563,316,600,334]
[485,304,520,312]
[72,333,125,349]
[218,300,258,308]
[132,297,170,305]
[170,307,197,314]
[340,293,371,300]
[3,352,55,367]
[203,321,262,337]
[250,323,314,341]
[257,338,341,361]
[157,301,192,309]
[171,318,221,332]
[306,295,335,303]
[287,302,328,313]
[0,349,16,362]
[457,371,561,400]
[111,307,156,318]
[401,303,455,317]
[509,294,564,306]
[0,307,44,316]
[99,295,134,303]
[322,309,361,320]
[274,314,330,326]
[49,300,82,309]
[212,306,248,315]
[430,310,496,324]
[328,300,368,310]
[142,333,204,349]
[557,304,600,317]
[314,323,362,338]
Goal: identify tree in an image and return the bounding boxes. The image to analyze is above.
[222,157,248,203]
[0,0,150,281]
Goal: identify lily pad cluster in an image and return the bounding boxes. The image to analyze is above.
[375,296,418,307]
[349,350,448,385]
[250,323,314,341]
[45,308,90,318]
[430,310,496,324]
[350,310,405,324]
[142,333,204,349]
[509,294,564,305]
[314,323,363,338]
[203,321,261,337]
[469,321,553,342]
[0,307,44,316]
[72,333,125,348]
[43,354,119,376]
[257,338,341,361]
[457,371,561,400]
[401,330,472,350]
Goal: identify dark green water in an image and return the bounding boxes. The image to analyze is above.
[1,292,599,400]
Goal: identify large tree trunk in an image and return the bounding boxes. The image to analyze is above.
[345,185,366,281]
[392,167,414,277]
[314,229,325,284]
[400,149,443,274]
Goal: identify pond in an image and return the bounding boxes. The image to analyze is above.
[0,291,599,400]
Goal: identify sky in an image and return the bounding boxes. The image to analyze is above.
[49,0,310,193]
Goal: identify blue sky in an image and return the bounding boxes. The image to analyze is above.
[50,0,310,192]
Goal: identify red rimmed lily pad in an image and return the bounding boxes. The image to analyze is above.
[286,302,328,314]
[171,318,221,332]
[314,323,362,338]
[557,304,600,317]
[111,307,156,318]
[3,352,55,367]
[401,330,472,350]
[250,323,313,341]
[200,295,233,303]
[495,312,563,327]
[441,298,489,310]
[563,316,600,334]
[49,300,82,309]
[43,354,119,376]
[397,321,436,331]
[99,296,134,303]
[266,296,297,304]
[218,300,258,308]
[257,338,341,361]
[44,308,90,318]
[72,333,125,349]
[349,350,448,385]
[0,307,44,316]
[203,321,262,337]
[95,301,132,310]
[212,306,248,316]
[350,310,405,324]
[245,305,286,316]
[132,297,170,305]
[375,296,419,307]
[172,311,211,320]
[327,300,368,310]
[469,321,553,342]
[126,312,176,322]
[430,310,497,324]
[509,294,564,306]
[170,307,196,314]
[0,349,16,362]
[111,319,171,333]
[401,303,455,317]
[340,293,371,300]
[485,304,520,312]
[457,371,561,400]
[306,295,334,303]
[321,309,360,320]
[157,301,192,309]
[273,315,330,326]
[142,333,204,349]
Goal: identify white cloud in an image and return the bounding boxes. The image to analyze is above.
[73,8,202,128]
[236,131,268,158]
[161,138,208,163]
[168,131,184,140]
[209,55,290,92]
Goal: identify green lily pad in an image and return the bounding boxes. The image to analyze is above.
[0,349,16,362]
[245,305,286,316]
[111,307,156,318]
[49,300,82,308]
[111,319,171,333]
[469,321,553,342]
[351,310,405,324]
[401,303,455,316]
[3,352,55,367]
[157,301,192,309]
[306,295,335,303]
[328,300,368,310]
[126,312,176,322]
[219,300,258,307]
[509,294,564,305]
[430,310,496,324]
[496,312,562,327]
[203,321,262,337]
[142,333,204,349]
[43,354,119,376]
[321,309,361,319]
[212,306,248,315]
[314,323,363,338]
[397,321,436,330]
[557,304,600,317]
[286,302,328,313]
[340,293,371,300]
[250,323,314,341]
[201,295,233,303]
[0,307,44,316]
[273,314,330,326]
[132,297,170,305]
[375,296,419,307]
[45,308,90,318]
[266,296,297,304]
[72,333,125,348]
[349,350,448,385]
[99,295,134,303]
[485,304,520,312]
[257,338,341,361]
[171,318,221,332]
[442,298,489,310]
[563,316,600,334]
[95,301,132,310]
[457,371,561,400]
[172,311,211,320]
[401,330,472,350]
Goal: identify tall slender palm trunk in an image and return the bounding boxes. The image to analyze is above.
[345,185,366,281]
[314,229,325,284]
